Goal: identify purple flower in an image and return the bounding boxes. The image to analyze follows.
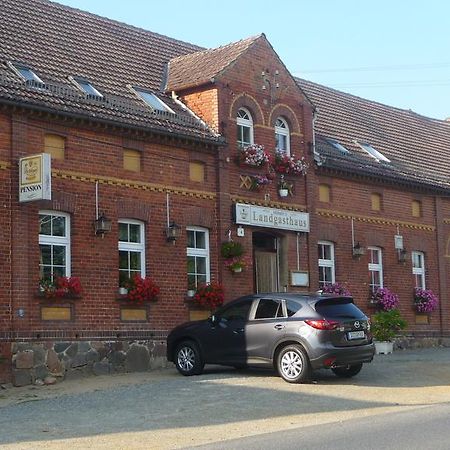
[372,287,399,311]
[414,288,439,313]
[322,282,352,296]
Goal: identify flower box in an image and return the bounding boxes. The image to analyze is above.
[38,276,82,300]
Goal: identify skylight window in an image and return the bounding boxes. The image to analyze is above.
[72,77,103,97]
[357,142,390,163]
[11,63,43,83]
[134,89,174,113]
[326,138,350,154]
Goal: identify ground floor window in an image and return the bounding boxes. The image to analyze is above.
[368,246,383,292]
[412,251,426,289]
[118,219,145,285]
[318,241,335,288]
[187,227,210,290]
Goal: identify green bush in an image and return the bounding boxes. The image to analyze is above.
[220,241,244,258]
[371,309,407,342]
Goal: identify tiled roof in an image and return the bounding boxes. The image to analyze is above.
[297,78,450,192]
[166,35,262,91]
[0,0,221,142]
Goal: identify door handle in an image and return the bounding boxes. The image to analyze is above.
[233,328,244,334]
[274,324,285,330]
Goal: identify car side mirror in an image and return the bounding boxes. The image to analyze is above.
[209,314,219,325]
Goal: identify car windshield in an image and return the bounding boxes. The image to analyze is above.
[315,297,364,319]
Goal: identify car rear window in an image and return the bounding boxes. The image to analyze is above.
[315,297,364,319]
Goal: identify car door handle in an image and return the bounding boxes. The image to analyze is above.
[274,324,285,330]
[233,328,244,334]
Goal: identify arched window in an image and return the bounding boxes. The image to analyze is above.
[275,117,290,155]
[237,108,253,146]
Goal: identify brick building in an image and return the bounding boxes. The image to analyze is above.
[0,0,449,385]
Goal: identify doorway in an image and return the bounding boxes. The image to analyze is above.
[253,232,279,293]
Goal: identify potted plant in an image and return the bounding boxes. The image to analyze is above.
[224,256,251,273]
[371,309,407,354]
[277,175,290,197]
[121,274,160,304]
[220,241,244,259]
[370,287,399,311]
[236,144,270,167]
[38,276,82,299]
[192,282,225,310]
[322,282,352,296]
[413,288,439,313]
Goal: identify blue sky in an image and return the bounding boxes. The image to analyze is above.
[56,0,449,120]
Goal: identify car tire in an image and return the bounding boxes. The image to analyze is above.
[277,344,310,383]
[331,363,363,378]
[175,340,204,376]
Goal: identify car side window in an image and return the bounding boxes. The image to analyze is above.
[254,298,284,319]
[220,302,251,322]
[285,299,303,317]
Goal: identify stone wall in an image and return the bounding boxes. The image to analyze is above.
[11,340,168,387]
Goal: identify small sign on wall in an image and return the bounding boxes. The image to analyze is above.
[19,153,51,202]
[291,271,309,287]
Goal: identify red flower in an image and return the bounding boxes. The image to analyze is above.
[125,275,160,304]
[193,282,224,309]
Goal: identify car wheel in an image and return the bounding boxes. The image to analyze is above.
[277,344,310,383]
[331,363,363,378]
[175,340,204,376]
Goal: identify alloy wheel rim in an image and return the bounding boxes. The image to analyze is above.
[178,347,195,371]
[281,350,303,379]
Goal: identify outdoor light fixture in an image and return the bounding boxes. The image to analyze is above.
[397,248,408,263]
[93,213,112,236]
[166,221,181,243]
[352,242,365,258]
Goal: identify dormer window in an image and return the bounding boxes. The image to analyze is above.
[237,108,253,146]
[326,138,350,155]
[10,63,43,83]
[72,77,103,97]
[275,117,290,155]
[134,88,174,113]
[356,142,390,163]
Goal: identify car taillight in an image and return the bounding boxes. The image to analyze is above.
[305,319,339,330]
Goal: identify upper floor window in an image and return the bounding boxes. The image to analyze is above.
[39,211,71,280]
[123,149,141,172]
[44,134,65,160]
[134,88,175,113]
[412,200,422,218]
[11,63,43,83]
[356,142,390,163]
[187,227,210,290]
[72,77,103,97]
[368,246,383,292]
[318,241,335,288]
[412,251,426,289]
[275,117,290,155]
[118,220,145,285]
[237,108,253,146]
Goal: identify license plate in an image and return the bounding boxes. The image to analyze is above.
[348,330,365,340]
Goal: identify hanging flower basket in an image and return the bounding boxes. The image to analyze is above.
[413,288,438,313]
[370,287,399,311]
[236,144,270,167]
[221,241,244,258]
[224,256,251,273]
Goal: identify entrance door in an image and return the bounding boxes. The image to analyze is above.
[253,232,279,293]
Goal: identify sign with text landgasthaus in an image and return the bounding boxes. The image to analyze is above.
[19,153,51,202]
[235,203,310,233]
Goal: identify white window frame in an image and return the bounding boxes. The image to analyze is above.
[10,62,43,83]
[275,117,290,155]
[356,141,390,163]
[118,219,146,279]
[133,88,175,113]
[368,246,383,291]
[39,210,71,279]
[318,241,335,288]
[237,108,254,146]
[412,251,426,289]
[186,226,210,289]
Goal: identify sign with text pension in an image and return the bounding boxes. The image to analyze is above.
[19,153,51,202]
[234,203,310,232]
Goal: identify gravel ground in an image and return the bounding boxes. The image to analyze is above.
[0,347,449,449]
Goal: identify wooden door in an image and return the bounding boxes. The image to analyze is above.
[254,251,278,293]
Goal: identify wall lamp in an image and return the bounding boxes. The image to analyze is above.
[398,248,408,263]
[352,242,366,258]
[166,221,181,244]
[94,213,112,236]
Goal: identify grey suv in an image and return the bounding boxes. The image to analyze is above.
[167,293,375,383]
